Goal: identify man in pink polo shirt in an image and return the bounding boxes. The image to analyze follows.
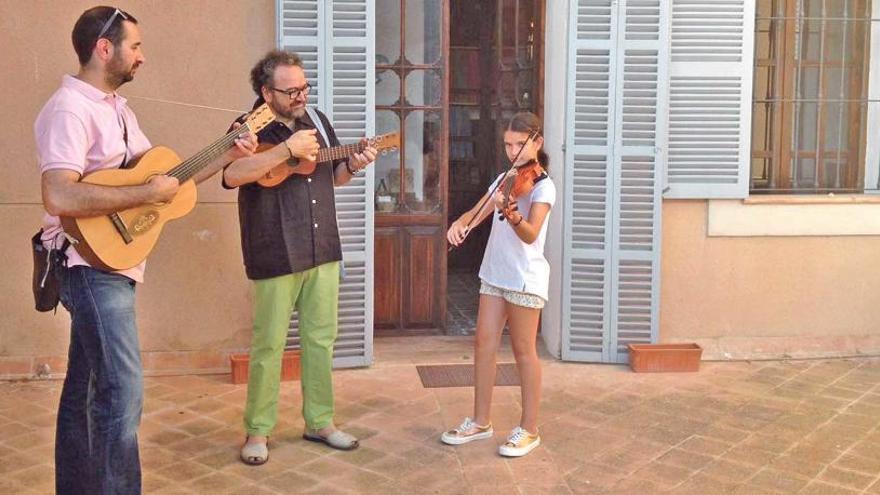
[35,7,256,494]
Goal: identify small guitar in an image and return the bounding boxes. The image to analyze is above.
[60,104,276,271]
[256,132,401,187]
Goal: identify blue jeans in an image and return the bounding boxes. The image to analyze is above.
[56,266,143,495]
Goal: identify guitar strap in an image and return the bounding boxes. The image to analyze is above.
[305,106,331,150]
[304,106,346,281]
[118,111,131,169]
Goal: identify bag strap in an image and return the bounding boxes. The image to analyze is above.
[118,112,130,169]
[59,237,71,256]
[46,230,71,262]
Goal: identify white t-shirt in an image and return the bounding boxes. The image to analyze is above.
[478,172,556,300]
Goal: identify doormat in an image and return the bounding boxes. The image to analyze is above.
[416,363,520,388]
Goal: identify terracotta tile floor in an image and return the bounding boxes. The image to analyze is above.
[1,337,880,494]
[445,271,480,336]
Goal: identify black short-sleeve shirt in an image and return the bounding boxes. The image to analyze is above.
[225,105,346,280]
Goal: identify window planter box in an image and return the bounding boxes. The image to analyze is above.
[627,343,702,373]
[229,350,301,384]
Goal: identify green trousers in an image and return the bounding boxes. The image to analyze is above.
[244,261,339,435]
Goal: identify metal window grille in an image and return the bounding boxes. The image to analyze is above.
[751,0,873,193]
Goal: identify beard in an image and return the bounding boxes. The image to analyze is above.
[269,100,307,122]
[106,55,138,89]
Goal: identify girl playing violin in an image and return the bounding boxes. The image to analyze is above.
[442,112,555,457]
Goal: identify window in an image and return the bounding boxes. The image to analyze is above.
[375,0,444,214]
[752,0,871,193]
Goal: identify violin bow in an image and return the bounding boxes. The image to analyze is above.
[448,129,539,251]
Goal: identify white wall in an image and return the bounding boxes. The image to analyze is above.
[540,0,569,357]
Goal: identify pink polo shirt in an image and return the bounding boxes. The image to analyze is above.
[35,75,152,283]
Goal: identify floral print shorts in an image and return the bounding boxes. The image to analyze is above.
[479,281,546,309]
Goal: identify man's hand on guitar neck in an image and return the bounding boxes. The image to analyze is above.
[192,124,258,185]
[333,139,377,186]
[222,123,259,163]
[349,138,378,173]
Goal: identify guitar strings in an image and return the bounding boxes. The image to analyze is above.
[170,133,235,180]
[127,93,389,158]
[168,124,359,182]
[170,108,273,180]
[170,125,248,181]
[124,94,273,181]
[169,123,249,180]
[159,127,386,181]
[126,93,384,179]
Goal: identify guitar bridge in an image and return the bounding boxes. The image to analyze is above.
[108,213,134,244]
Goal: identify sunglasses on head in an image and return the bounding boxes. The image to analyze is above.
[96,7,129,41]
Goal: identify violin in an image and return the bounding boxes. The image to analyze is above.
[448,129,540,251]
[497,158,546,221]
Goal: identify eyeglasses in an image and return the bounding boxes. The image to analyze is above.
[269,83,311,100]
[96,8,129,41]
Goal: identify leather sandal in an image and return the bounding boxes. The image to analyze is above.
[240,436,269,465]
[303,428,359,451]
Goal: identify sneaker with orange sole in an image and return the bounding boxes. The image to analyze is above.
[498,426,540,457]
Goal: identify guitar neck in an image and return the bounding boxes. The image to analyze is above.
[316,142,364,163]
[167,122,253,182]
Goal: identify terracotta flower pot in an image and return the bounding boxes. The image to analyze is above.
[229,350,301,384]
[627,343,702,373]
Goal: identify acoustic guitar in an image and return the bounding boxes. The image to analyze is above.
[256,132,400,187]
[60,104,276,271]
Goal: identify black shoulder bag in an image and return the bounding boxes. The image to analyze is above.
[31,230,70,312]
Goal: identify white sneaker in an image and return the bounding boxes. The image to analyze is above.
[498,426,540,457]
[441,417,494,445]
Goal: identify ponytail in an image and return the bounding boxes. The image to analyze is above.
[537,149,549,171]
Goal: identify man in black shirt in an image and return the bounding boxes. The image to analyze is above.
[224,50,376,465]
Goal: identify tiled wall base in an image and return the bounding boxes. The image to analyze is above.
[0,350,247,380]
[676,335,880,361]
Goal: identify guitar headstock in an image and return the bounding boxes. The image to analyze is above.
[368,132,401,154]
[243,103,276,134]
